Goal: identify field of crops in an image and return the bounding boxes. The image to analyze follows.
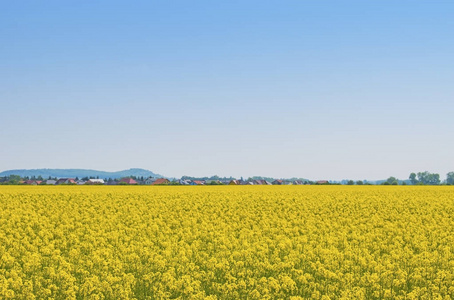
[1,186,454,299]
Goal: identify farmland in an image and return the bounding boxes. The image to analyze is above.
[1,186,454,299]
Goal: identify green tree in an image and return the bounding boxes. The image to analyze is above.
[446,172,454,185]
[417,171,429,184]
[386,176,398,185]
[8,175,21,184]
[429,173,440,185]
[417,171,440,185]
[409,173,418,185]
[347,180,354,185]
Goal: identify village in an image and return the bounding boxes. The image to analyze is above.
[0,175,328,186]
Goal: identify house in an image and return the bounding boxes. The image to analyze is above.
[151,178,170,185]
[76,180,86,185]
[254,180,272,185]
[179,179,191,185]
[272,180,283,185]
[118,178,138,185]
[229,180,241,185]
[316,180,329,185]
[87,179,104,185]
[56,178,76,185]
[45,179,57,185]
[145,177,157,185]
[25,180,43,185]
[293,180,304,185]
[192,180,205,185]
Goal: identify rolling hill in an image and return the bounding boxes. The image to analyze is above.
[0,168,163,179]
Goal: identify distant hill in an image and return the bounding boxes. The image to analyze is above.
[0,168,164,179]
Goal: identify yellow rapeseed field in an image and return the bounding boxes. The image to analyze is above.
[1,186,454,299]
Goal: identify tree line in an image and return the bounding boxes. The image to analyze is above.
[345,171,454,185]
[409,171,454,185]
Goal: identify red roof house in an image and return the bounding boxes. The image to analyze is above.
[24,180,43,185]
[56,178,76,185]
[152,178,170,185]
[229,180,240,185]
[119,178,138,185]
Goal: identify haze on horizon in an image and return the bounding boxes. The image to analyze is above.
[1,1,453,181]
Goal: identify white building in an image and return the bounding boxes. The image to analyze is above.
[88,179,105,184]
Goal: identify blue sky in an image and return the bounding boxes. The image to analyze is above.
[1,1,453,180]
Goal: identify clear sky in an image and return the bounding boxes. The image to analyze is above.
[1,1,453,180]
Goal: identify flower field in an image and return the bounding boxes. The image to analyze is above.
[1,186,454,299]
